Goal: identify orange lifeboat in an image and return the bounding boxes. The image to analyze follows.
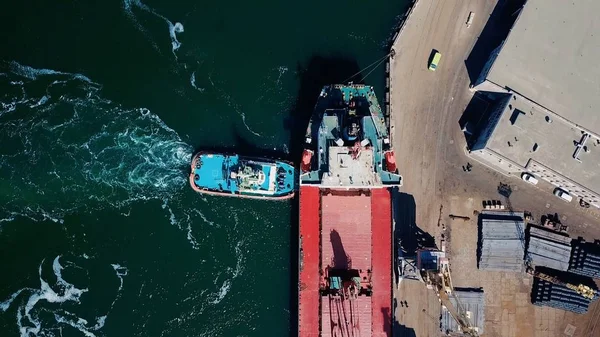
[301,149,313,172]
[385,151,397,172]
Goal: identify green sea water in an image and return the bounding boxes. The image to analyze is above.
[0,1,407,336]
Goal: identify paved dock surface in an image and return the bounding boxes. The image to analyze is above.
[389,0,600,336]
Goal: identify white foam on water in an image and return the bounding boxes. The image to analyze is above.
[231,240,245,279]
[0,62,194,238]
[190,71,205,92]
[206,75,263,136]
[169,22,185,55]
[53,312,97,337]
[16,257,88,336]
[0,215,16,223]
[122,0,184,58]
[93,315,106,330]
[161,199,180,228]
[240,111,262,137]
[186,221,199,250]
[0,289,25,312]
[1,256,128,336]
[210,279,231,304]
[121,0,160,52]
[161,199,200,249]
[192,209,217,228]
[111,264,128,293]
[29,95,48,108]
[276,66,288,85]
[207,238,245,305]
[7,61,94,84]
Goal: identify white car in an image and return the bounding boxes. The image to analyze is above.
[521,173,538,185]
[553,188,573,202]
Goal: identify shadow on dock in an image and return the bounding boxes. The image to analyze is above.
[392,189,437,257]
[394,321,417,337]
[464,0,526,85]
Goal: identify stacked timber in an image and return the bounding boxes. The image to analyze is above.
[526,226,572,271]
[531,277,598,314]
[478,211,525,272]
[568,239,600,279]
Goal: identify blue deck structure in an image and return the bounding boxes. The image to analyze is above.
[189,153,296,200]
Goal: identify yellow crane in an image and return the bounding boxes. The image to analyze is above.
[424,264,480,337]
[526,266,597,300]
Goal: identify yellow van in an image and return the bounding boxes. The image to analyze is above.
[429,51,442,71]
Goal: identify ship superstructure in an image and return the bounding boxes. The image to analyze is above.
[298,84,401,337]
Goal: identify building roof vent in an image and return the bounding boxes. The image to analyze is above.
[545,116,552,123]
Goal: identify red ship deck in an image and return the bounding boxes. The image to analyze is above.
[371,189,392,337]
[299,186,392,337]
[299,186,321,337]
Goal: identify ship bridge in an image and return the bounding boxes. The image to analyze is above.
[300,84,402,188]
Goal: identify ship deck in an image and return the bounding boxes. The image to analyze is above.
[299,186,392,337]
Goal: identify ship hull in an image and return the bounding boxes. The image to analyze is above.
[189,152,296,200]
[297,84,397,336]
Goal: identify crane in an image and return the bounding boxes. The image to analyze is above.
[424,263,480,337]
[321,269,372,337]
[526,265,597,300]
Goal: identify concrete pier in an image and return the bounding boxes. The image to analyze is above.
[388,1,600,336]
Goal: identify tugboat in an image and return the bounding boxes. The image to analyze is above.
[189,153,296,200]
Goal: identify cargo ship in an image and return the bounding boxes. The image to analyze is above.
[189,153,296,200]
[298,84,402,336]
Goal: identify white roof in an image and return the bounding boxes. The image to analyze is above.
[487,0,600,134]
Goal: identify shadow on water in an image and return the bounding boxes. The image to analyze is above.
[392,190,437,257]
[285,54,363,337]
[464,0,526,85]
[193,129,292,163]
[285,54,364,162]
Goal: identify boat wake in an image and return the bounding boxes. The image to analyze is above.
[189,71,205,92]
[122,0,185,59]
[0,255,127,337]
[0,61,193,224]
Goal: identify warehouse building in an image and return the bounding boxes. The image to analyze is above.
[466,0,600,208]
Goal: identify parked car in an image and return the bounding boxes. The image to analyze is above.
[466,11,475,28]
[521,172,538,185]
[553,188,573,202]
[429,51,442,71]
